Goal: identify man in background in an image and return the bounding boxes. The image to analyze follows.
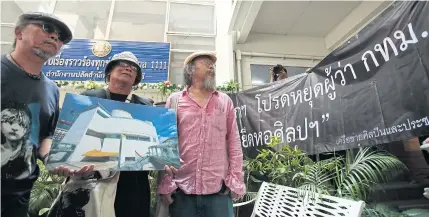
[269,64,288,83]
[1,12,72,217]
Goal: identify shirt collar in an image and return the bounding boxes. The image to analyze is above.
[105,87,135,102]
[182,85,218,96]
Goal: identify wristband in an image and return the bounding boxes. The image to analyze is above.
[40,153,49,165]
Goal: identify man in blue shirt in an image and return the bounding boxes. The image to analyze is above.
[1,12,73,217]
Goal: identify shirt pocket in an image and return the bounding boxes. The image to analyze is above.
[212,109,227,139]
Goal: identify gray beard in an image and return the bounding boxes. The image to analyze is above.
[32,48,55,61]
[204,77,216,90]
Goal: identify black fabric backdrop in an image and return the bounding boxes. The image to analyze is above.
[229,1,429,158]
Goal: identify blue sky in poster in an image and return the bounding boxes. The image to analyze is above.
[60,93,177,142]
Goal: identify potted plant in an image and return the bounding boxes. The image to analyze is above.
[216,80,240,93]
[236,136,315,217]
[241,136,408,217]
[28,160,65,217]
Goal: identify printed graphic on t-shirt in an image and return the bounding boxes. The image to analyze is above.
[1,102,40,180]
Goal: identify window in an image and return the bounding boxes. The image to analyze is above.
[251,64,309,85]
[86,129,106,139]
[106,134,121,139]
[97,110,109,118]
[125,157,135,161]
[168,2,215,34]
[53,128,68,141]
[127,136,151,142]
[166,34,215,85]
[1,0,54,24]
[141,136,151,142]
[109,1,166,42]
[49,152,67,162]
[53,0,112,40]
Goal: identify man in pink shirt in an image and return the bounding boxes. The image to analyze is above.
[158,51,245,217]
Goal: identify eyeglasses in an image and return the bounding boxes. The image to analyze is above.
[28,21,64,42]
[117,61,139,72]
[201,60,216,68]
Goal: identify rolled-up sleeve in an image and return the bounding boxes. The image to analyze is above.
[157,173,178,194]
[223,97,246,198]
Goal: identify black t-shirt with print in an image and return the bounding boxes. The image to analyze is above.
[1,55,60,199]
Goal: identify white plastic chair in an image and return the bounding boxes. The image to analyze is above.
[424,188,429,199]
[421,142,429,151]
[233,192,258,208]
[250,182,365,217]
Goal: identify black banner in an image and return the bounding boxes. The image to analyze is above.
[230,1,429,157]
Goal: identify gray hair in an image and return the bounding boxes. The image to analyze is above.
[12,22,56,60]
[12,22,29,50]
[183,55,216,89]
[183,61,196,87]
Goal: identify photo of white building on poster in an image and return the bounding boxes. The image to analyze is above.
[47,93,180,171]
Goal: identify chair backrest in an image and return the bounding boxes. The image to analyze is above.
[251,182,365,217]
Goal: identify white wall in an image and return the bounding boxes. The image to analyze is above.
[215,0,235,86]
[70,135,104,162]
[237,33,329,58]
[120,140,154,164]
[235,33,327,90]
[89,116,157,137]
[66,108,100,162]
[62,108,96,146]
[215,0,325,89]
[230,1,392,91]
[324,1,392,51]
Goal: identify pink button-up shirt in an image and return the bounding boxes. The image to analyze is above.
[158,89,245,198]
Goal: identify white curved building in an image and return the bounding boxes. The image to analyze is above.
[59,104,159,166]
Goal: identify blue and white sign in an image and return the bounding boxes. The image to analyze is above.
[42,39,171,83]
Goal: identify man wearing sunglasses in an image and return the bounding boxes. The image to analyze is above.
[1,12,72,217]
[48,51,170,217]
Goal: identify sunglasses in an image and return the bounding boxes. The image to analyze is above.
[117,61,139,72]
[28,21,64,42]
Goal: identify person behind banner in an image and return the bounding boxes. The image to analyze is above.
[157,51,246,217]
[48,51,175,217]
[269,64,288,82]
[1,12,72,217]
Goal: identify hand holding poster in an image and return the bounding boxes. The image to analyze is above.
[47,93,180,171]
[230,1,429,158]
